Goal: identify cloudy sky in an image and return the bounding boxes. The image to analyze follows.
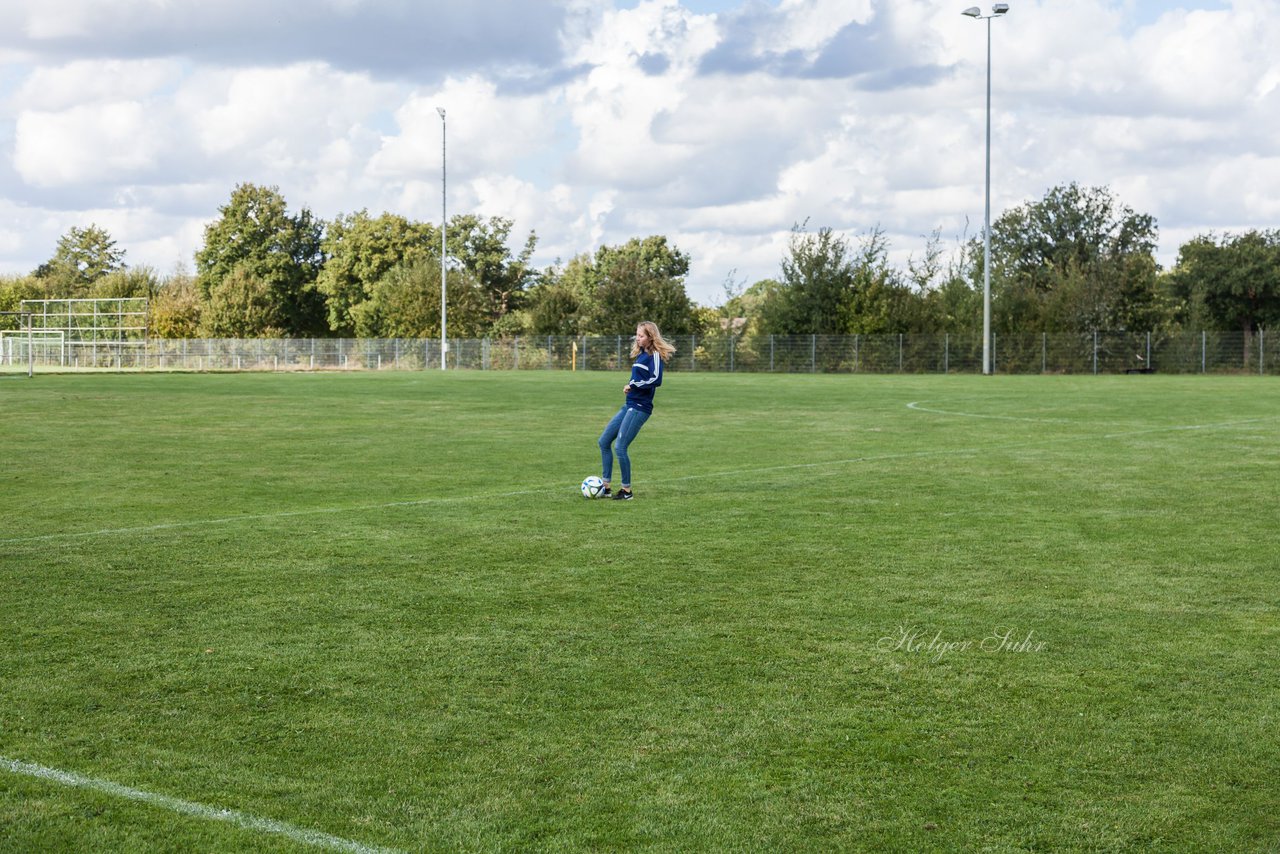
[0,0,1274,305]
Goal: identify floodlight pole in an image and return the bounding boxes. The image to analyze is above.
[963,5,1008,375]
[438,107,448,370]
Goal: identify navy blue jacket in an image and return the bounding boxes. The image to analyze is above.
[624,350,664,413]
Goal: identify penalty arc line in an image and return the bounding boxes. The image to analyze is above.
[1,756,401,854]
[2,413,1274,548]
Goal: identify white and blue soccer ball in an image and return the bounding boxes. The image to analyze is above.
[581,476,606,499]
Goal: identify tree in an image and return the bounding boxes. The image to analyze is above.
[199,264,282,338]
[0,274,44,331]
[91,266,158,300]
[844,227,917,334]
[918,228,982,333]
[923,274,982,334]
[756,223,944,335]
[706,270,749,335]
[352,260,489,339]
[713,273,776,336]
[905,228,947,295]
[760,223,858,335]
[195,183,327,336]
[527,254,596,336]
[1169,230,1280,366]
[739,278,789,335]
[150,271,202,339]
[447,215,539,330]
[984,183,1162,332]
[35,225,126,297]
[317,211,535,337]
[589,236,696,335]
[317,211,438,336]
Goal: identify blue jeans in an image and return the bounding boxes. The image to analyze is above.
[598,405,650,487]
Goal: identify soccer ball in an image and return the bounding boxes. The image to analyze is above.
[581,476,606,499]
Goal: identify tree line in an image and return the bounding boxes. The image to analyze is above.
[2,182,1278,353]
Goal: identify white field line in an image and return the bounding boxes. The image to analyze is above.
[667,445,988,482]
[1,411,1274,548]
[1,756,400,854]
[906,400,1079,423]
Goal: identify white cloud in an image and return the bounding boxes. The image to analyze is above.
[11,59,181,111]
[17,0,96,40]
[186,64,393,161]
[1132,4,1264,113]
[562,1,720,188]
[0,0,569,78]
[765,0,873,57]
[14,101,169,187]
[371,76,561,182]
[2,0,1279,305]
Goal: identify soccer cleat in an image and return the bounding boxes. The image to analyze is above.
[600,487,612,498]
[612,488,634,500]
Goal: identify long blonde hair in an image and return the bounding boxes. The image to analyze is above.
[631,320,676,361]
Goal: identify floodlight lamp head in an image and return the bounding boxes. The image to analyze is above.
[436,107,446,119]
[962,6,981,16]
[992,3,1010,13]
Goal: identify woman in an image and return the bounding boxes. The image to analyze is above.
[598,321,676,501]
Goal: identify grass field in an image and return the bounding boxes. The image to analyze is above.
[1,370,1278,852]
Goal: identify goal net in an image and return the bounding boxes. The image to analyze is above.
[17,297,149,369]
[0,312,35,377]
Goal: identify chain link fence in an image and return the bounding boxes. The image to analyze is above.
[1,330,1274,375]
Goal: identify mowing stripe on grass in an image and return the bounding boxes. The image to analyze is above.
[0,488,558,546]
[1098,417,1278,438]
[670,414,1275,482]
[907,400,1276,435]
[1,757,400,853]
[0,413,1274,548]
